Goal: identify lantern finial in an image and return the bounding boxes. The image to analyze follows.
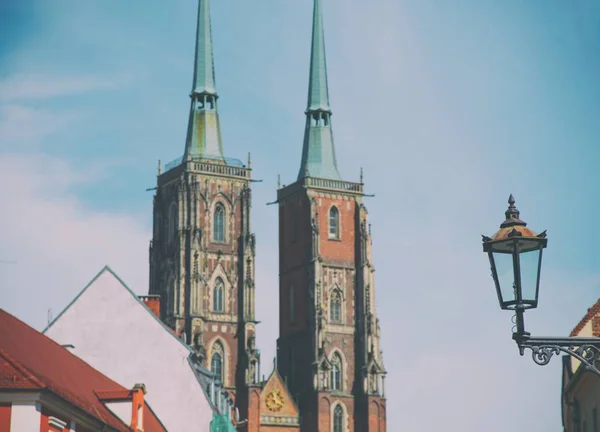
[505,194,519,220]
[500,194,526,228]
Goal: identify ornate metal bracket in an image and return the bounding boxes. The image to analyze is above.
[513,333,600,376]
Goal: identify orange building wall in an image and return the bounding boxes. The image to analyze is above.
[0,403,11,432]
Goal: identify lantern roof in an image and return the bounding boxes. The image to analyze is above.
[489,195,545,241]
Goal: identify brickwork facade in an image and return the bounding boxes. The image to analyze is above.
[276,179,387,431]
[147,1,388,430]
[149,161,260,406]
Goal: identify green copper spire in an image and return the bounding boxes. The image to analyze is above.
[297,0,341,181]
[184,0,225,162]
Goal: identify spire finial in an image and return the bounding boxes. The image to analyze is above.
[499,194,527,228]
[158,159,162,176]
[277,174,281,189]
[297,0,342,181]
[247,152,252,168]
[360,167,364,183]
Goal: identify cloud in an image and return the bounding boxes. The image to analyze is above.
[2,2,600,432]
[0,74,126,102]
[0,105,82,147]
[0,153,150,332]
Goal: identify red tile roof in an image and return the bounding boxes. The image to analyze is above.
[0,309,166,431]
[570,298,600,337]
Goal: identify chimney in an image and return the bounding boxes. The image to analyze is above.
[131,383,147,431]
[139,295,161,318]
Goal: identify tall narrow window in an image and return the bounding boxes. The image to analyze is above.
[213,203,225,242]
[211,342,224,383]
[330,290,342,323]
[329,206,339,239]
[333,404,344,432]
[213,278,224,313]
[331,354,342,391]
[290,285,296,324]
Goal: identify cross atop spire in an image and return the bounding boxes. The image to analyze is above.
[297,0,341,181]
[184,0,225,162]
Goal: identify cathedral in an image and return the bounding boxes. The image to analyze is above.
[148,0,387,430]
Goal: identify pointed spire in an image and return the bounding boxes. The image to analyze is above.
[297,0,341,181]
[307,0,331,112]
[192,0,217,96]
[184,0,225,162]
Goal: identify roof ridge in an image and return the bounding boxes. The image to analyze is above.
[0,309,131,431]
[43,266,113,333]
[5,310,130,394]
[0,347,46,389]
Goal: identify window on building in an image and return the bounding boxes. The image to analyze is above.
[213,278,224,313]
[331,354,342,391]
[211,343,224,383]
[333,404,344,432]
[329,206,339,239]
[290,285,296,324]
[330,290,342,323]
[213,203,225,242]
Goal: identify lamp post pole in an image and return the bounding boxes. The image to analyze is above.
[482,195,600,375]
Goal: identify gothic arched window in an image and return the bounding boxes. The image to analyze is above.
[331,354,342,391]
[333,404,344,432]
[211,342,224,384]
[213,278,224,313]
[330,290,342,323]
[213,203,225,242]
[329,206,339,239]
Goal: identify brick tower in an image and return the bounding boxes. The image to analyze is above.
[275,0,387,431]
[148,0,260,419]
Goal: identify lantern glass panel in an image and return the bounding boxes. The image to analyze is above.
[519,248,541,304]
[492,251,516,306]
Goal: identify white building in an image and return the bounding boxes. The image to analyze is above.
[44,266,235,432]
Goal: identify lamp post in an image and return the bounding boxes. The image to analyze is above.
[482,195,600,375]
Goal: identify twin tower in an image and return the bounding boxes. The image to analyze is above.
[148,1,387,431]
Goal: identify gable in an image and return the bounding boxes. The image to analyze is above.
[259,369,300,428]
[43,266,216,432]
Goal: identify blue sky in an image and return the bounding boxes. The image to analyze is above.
[2,1,600,430]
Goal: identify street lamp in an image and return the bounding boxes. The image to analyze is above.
[482,195,600,375]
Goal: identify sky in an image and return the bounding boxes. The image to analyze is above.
[2,0,600,430]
